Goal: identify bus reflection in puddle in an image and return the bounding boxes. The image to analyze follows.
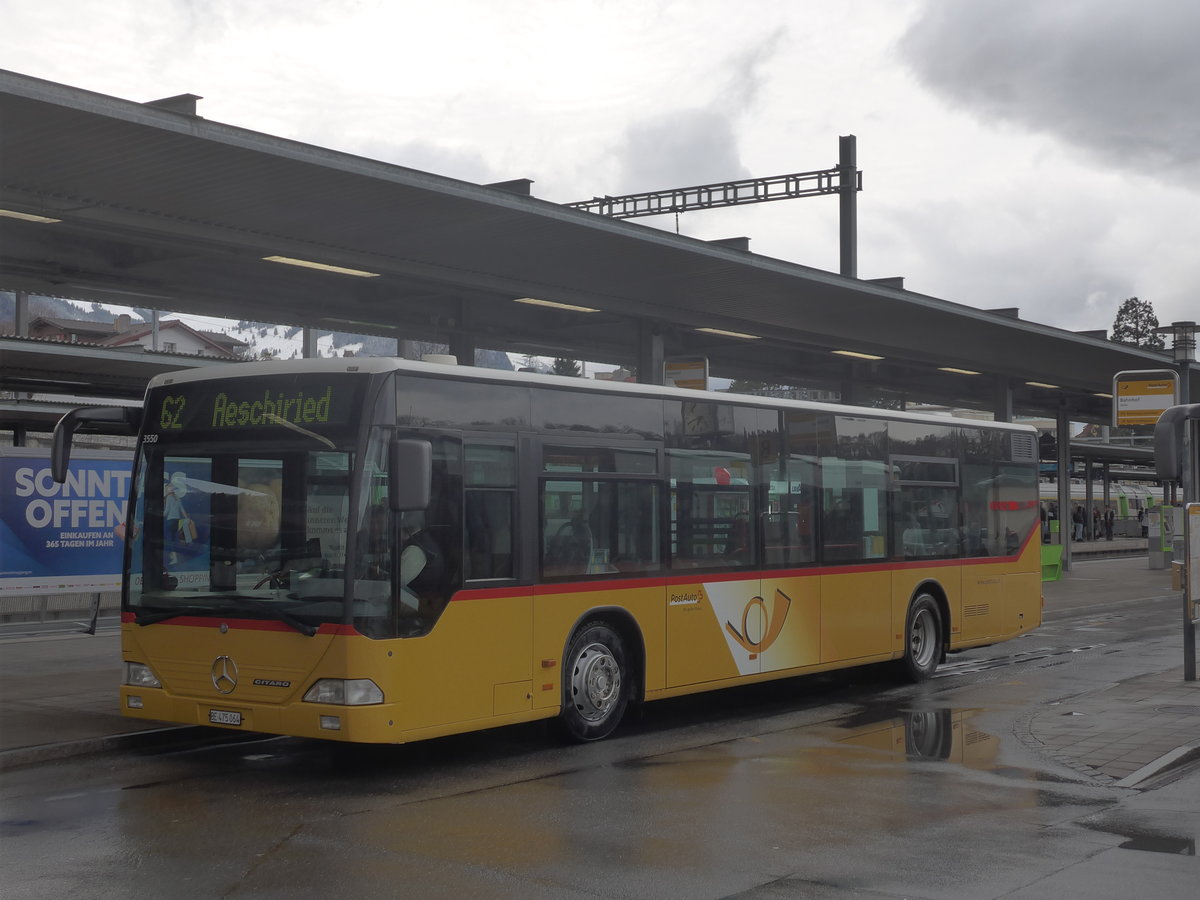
[835,708,999,766]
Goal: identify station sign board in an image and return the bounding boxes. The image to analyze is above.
[664,356,709,391]
[1112,369,1179,426]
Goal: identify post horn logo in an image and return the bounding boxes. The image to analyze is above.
[725,589,792,654]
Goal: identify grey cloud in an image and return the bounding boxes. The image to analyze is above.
[875,195,1138,331]
[604,27,792,195]
[176,0,354,31]
[721,27,787,108]
[358,138,501,185]
[615,109,752,193]
[149,1,360,75]
[900,0,1200,180]
[610,30,786,194]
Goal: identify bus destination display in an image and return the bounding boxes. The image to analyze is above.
[147,375,363,442]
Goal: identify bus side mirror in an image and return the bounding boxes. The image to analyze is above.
[388,438,432,511]
[52,406,143,482]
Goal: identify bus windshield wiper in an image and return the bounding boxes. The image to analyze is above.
[228,598,319,637]
[134,605,221,626]
[135,599,317,636]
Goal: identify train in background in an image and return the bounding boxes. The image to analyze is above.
[1039,480,1162,537]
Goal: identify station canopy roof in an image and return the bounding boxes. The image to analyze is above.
[2,69,1195,427]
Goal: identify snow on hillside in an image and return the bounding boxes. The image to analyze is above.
[48,300,616,374]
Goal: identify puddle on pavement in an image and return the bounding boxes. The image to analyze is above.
[829,708,1113,811]
[1118,834,1196,855]
[1081,818,1197,855]
[833,708,1000,768]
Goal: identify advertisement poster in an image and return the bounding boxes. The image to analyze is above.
[0,449,133,595]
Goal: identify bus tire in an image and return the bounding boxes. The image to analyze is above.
[899,594,942,683]
[560,621,629,742]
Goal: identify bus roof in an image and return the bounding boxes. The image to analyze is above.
[146,356,1038,434]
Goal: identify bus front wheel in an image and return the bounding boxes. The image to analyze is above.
[560,621,629,742]
[899,594,942,682]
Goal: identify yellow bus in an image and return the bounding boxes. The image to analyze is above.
[53,358,1042,744]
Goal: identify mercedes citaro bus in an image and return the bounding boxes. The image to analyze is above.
[53,357,1042,744]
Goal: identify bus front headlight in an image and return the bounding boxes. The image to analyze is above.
[303,678,383,705]
[124,662,161,688]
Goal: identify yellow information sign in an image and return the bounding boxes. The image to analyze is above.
[664,356,709,391]
[1113,370,1179,426]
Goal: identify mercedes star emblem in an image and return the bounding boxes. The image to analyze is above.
[211,655,239,694]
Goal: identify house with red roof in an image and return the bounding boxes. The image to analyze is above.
[23,314,248,359]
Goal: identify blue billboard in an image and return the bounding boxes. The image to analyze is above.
[0,449,134,596]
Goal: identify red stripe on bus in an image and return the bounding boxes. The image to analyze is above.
[452,531,1040,601]
[121,612,354,635]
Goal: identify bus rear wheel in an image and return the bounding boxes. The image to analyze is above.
[899,594,942,682]
[560,621,629,742]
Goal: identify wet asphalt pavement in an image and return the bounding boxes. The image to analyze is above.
[1,555,1197,898]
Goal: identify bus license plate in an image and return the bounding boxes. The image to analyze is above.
[209,709,242,726]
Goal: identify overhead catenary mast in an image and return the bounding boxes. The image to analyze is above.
[567,135,861,277]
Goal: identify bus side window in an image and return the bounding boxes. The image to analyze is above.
[546,509,593,572]
[539,444,661,580]
[821,459,888,561]
[464,443,516,581]
[465,492,514,579]
[540,479,660,579]
[765,461,817,566]
[667,450,754,569]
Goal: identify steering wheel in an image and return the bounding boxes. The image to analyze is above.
[253,569,289,590]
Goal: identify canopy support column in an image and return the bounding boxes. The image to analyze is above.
[993,376,1013,423]
[636,323,664,385]
[1057,403,1072,571]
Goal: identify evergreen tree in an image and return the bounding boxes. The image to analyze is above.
[552,357,581,377]
[1110,297,1165,349]
[729,378,789,395]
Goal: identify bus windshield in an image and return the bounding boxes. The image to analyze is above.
[124,372,381,631]
[125,440,372,631]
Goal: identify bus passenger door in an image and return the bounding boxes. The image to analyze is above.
[665,447,761,686]
[398,438,535,731]
[819,455,892,661]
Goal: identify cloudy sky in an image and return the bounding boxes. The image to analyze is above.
[2,0,1197,335]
